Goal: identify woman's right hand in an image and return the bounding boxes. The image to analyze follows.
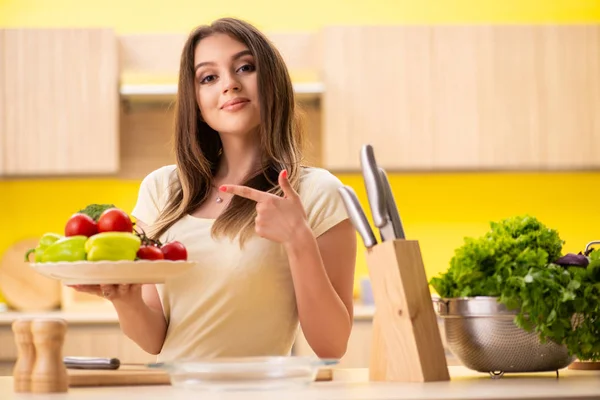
[68,284,142,303]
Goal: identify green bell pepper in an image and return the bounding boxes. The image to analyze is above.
[40,236,88,263]
[85,232,141,262]
[24,233,63,262]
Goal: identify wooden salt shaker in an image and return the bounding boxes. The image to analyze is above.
[12,318,35,392]
[30,318,68,393]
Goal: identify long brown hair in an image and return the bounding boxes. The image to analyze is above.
[149,17,305,245]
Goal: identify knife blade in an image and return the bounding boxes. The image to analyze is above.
[360,144,396,242]
[378,167,405,239]
[338,186,377,248]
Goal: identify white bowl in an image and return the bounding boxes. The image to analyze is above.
[149,356,339,391]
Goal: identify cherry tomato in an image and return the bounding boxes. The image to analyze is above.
[65,213,98,237]
[97,208,133,233]
[137,245,164,261]
[161,241,188,261]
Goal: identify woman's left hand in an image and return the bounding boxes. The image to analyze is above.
[219,170,310,245]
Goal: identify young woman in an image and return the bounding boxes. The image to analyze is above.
[73,17,356,362]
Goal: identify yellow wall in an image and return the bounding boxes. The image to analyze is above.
[1,0,599,32]
[1,0,600,297]
[2,172,599,297]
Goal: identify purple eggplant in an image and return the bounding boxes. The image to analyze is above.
[554,253,589,268]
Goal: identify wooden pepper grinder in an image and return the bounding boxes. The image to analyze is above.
[30,318,69,393]
[12,318,35,392]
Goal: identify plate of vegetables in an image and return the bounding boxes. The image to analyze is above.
[26,204,194,285]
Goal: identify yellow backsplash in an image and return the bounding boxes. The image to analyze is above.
[1,0,598,32]
[1,171,598,296]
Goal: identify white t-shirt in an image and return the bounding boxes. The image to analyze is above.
[131,165,349,362]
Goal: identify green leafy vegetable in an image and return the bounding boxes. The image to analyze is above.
[77,204,116,222]
[430,215,600,361]
[430,215,563,298]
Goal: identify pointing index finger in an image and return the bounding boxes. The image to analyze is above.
[219,185,273,202]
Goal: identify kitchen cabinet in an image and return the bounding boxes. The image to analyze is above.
[321,25,600,171]
[2,26,598,177]
[118,99,322,180]
[118,105,176,180]
[118,25,600,175]
[1,29,119,177]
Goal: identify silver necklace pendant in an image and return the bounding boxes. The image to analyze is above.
[216,195,224,204]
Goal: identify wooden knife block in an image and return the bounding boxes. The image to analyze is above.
[366,239,450,383]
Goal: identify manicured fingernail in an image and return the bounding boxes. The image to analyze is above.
[282,170,288,179]
[219,186,227,192]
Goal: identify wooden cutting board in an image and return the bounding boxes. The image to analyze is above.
[0,238,62,311]
[68,367,170,387]
[67,366,333,387]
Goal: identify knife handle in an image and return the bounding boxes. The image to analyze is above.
[360,145,387,228]
[338,186,378,248]
[63,356,120,370]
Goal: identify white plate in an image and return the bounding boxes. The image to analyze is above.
[30,260,195,285]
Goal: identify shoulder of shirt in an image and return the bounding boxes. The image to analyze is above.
[298,166,343,197]
[142,164,178,186]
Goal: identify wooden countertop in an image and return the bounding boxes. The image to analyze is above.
[0,304,377,325]
[2,366,600,399]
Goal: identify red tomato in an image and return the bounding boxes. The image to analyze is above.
[137,245,164,261]
[97,208,133,233]
[161,241,188,261]
[65,213,98,237]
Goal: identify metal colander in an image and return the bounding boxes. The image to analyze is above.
[434,297,575,376]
